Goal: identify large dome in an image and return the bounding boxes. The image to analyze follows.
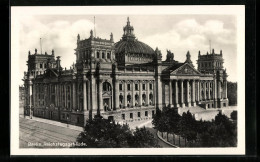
[115,39,155,55]
[115,17,155,55]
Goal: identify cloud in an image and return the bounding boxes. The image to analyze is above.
[18,16,94,85]
[17,16,237,84]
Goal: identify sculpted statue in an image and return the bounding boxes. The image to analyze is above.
[166,49,174,62]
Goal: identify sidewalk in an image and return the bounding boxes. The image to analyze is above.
[21,115,83,132]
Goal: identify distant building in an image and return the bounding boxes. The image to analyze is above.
[23,17,229,126]
[19,85,25,109]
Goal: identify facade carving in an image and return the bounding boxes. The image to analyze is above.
[23,17,229,126]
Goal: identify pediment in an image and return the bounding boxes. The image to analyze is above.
[102,91,112,96]
[170,63,200,75]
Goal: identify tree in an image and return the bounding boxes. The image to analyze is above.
[198,112,237,147]
[128,127,159,148]
[227,81,237,106]
[152,108,170,139]
[76,115,159,148]
[166,108,181,145]
[230,111,237,121]
[177,111,197,146]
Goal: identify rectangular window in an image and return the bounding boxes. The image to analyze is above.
[145,111,148,117]
[119,84,123,91]
[127,84,131,91]
[138,112,141,117]
[152,110,155,117]
[135,84,138,91]
[149,83,153,90]
[130,113,133,119]
[122,114,125,120]
[142,84,146,90]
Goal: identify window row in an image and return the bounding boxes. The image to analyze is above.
[121,110,155,120]
[96,51,111,59]
[200,61,222,68]
[119,83,153,91]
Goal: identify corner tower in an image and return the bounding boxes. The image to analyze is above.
[197,49,229,108]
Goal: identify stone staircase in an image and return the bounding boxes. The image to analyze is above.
[177,105,237,121]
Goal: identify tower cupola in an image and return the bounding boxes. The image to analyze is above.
[122,17,135,41]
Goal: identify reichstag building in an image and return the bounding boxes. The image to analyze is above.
[23,17,229,126]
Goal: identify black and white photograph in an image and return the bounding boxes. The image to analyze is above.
[11,6,245,155]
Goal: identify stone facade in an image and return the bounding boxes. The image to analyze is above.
[23,17,228,127]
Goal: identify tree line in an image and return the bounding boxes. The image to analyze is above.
[75,115,159,148]
[152,107,237,147]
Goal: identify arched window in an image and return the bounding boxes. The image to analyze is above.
[97,52,100,58]
[119,94,123,108]
[149,93,153,105]
[102,52,105,59]
[107,52,111,59]
[142,94,146,106]
[127,94,131,107]
[135,94,139,106]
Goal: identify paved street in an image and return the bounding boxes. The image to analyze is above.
[19,116,172,148]
[19,117,81,148]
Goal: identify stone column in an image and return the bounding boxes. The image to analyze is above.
[98,80,103,113]
[132,81,135,107]
[29,81,32,118]
[32,83,36,107]
[139,81,142,106]
[58,84,60,107]
[180,80,184,107]
[217,80,221,99]
[213,79,217,108]
[115,80,120,109]
[199,81,203,101]
[204,82,206,100]
[186,80,191,107]
[224,80,227,99]
[153,81,156,106]
[72,82,76,110]
[124,81,127,108]
[146,81,150,106]
[192,80,196,106]
[54,83,57,107]
[87,81,91,110]
[56,84,58,107]
[70,84,73,110]
[90,75,97,114]
[63,83,67,109]
[208,81,211,100]
[169,80,172,107]
[196,81,199,103]
[83,80,87,111]
[175,80,179,107]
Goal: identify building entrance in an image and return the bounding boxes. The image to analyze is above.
[103,98,111,111]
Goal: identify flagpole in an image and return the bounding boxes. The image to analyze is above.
[94,16,96,38]
[209,39,211,54]
[40,38,42,54]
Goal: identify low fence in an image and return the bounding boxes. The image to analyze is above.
[157,131,200,147]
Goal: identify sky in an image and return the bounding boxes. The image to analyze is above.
[16,14,237,84]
